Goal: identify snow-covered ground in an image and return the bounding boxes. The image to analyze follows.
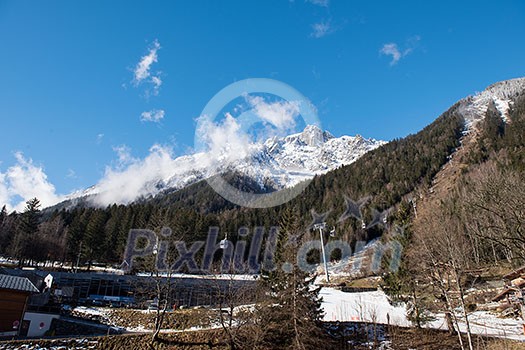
[321,288,410,327]
[320,287,525,341]
[67,288,525,343]
[428,311,525,341]
[72,306,107,317]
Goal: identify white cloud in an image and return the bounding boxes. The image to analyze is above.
[380,36,421,65]
[311,21,332,38]
[0,153,63,211]
[96,133,104,144]
[94,144,178,206]
[92,131,239,206]
[307,0,329,7]
[150,75,162,96]
[140,109,165,123]
[133,40,160,84]
[245,95,300,130]
[380,43,402,65]
[88,100,303,207]
[194,97,301,171]
[196,113,253,165]
[112,145,137,168]
[66,169,77,179]
[132,40,163,96]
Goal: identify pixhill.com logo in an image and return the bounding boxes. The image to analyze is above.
[122,196,404,279]
[123,80,402,279]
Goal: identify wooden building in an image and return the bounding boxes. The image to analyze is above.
[0,274,39,337]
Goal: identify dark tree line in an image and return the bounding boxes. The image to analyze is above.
[0,198,67,266]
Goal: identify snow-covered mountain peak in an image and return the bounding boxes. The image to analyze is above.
[461,77,525,130]
[294,124,334,147]
[484,77,525,98]
[69,125,385,207]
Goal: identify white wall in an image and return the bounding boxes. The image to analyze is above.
[23,312,59,337]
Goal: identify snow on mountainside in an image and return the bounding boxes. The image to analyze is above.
[69,125,385,207]
[460,77,525,130]
[266,126,382,175]
[229,125,385,191]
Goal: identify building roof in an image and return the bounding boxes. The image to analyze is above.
[0,274,39,293]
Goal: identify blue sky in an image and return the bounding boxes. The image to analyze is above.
[0,0,524,210]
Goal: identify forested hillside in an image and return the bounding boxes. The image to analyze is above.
[379,87,525,344]
[0,97,467,268]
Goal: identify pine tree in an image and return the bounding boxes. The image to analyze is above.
[66,208,89,265]
[14,198,41,266]
[381,201,435,328]
[471,100,506,162]
[84,209,108,270]
[0,205,12,255]
[0,205,6,225]
[258,207,325,350]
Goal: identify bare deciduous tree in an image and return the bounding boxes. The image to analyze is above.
[461,161,525,264]
[412,199,475,350]
[207,262,257,350]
